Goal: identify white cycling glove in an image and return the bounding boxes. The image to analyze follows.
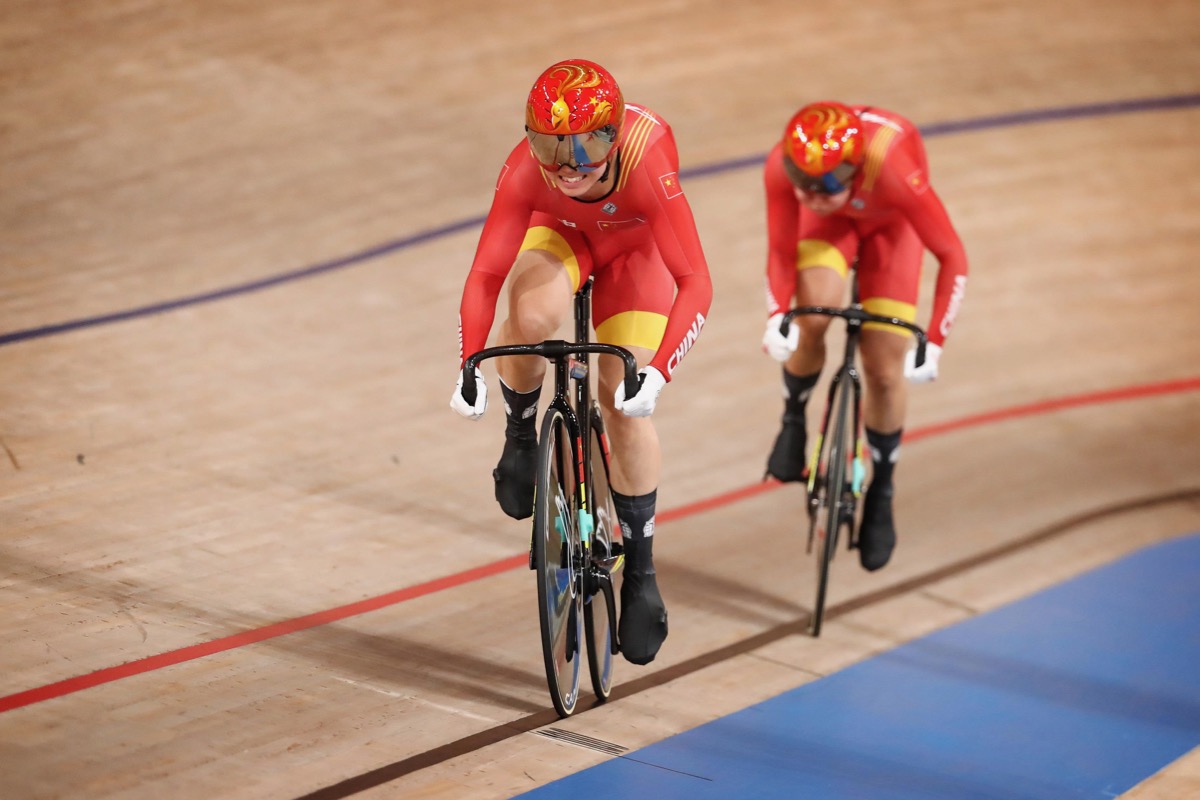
[904,342,943,384]
[762,312,800,362]
[614,366,666,418]
[449,367,488,420]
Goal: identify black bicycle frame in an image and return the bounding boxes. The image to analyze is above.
[780,275,929,391]
[461,279,638,514]
[461,278,638,664]
[781,273,929,546]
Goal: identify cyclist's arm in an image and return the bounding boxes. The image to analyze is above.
[881,152,968,347]
[457,153,536,363]
[635,137,713,380]
[763,144,802,316]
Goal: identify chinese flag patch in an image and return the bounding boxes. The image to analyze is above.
[905,169,928,194]
[659,172,683,199]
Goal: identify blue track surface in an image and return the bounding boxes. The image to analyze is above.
[518,534,1200,799]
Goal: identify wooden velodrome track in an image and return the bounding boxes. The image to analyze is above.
[2,2,1199,798]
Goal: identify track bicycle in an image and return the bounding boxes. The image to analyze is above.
[460,277,638,717]
[779,271,928,636]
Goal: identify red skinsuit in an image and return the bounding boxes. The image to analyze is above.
[764,105,968,347]
[458,104,713,380]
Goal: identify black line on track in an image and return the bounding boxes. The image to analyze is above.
[293,487,1200,800]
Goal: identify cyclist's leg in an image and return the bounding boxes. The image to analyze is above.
[593,248,671,665]
[855,223,923,570]
[493,217,591,520]
[766,212,858,482]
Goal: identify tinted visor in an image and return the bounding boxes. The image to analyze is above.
[783,157,857,195]
[525,125,618,172]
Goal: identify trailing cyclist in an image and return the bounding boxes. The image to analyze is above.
[449,59,713,665]
[760,101,969,571]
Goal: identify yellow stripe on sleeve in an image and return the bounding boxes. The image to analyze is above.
[860,126,898,192]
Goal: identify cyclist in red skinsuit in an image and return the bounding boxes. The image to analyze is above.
[450,59,713,665]
[760,101,968,572]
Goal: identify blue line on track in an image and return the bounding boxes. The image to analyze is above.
[4,93,1199,348]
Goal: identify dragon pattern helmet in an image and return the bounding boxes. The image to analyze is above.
[782,101,864,194]
[525,59,625,172]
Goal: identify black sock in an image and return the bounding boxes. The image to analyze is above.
[500,379,540,445]
[612,489,657,572]
[782,369,820,422]
[865,427,903,487]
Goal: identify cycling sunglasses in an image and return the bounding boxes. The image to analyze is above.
[783,157,858,195]
[525,125,618,173]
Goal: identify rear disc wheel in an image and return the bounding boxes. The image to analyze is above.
[584,411,618,702]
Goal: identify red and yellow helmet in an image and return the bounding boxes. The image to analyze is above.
[525,59,625,172]
[782,101,864,194]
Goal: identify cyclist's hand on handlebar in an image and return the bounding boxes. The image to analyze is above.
[614,366,666,418]
[905,342,942,383]
[449,367,488,420]
[762,312,800,362]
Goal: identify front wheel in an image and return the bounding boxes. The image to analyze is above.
[533,407,583,717]
[584,409,619,702]
[808,374,853,637]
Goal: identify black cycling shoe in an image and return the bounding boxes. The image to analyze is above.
[858,482,896,571]
[493,437,537,520]
[618,569,668,665]
[765,417,807,483]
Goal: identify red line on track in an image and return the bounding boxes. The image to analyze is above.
[0,555,526,714]
[905,377,1200,442]
[2,377,1197,713]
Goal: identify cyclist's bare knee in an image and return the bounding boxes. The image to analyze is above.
[861,329,909,427]
[797,312,834,342]
[496,254,574,387]
[860,329,907,377]
[503,252,573,340]
[778,314,829,376]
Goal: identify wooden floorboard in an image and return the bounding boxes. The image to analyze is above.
[2,1,1199,797]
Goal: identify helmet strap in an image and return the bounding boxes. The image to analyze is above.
[598,150,618,183]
